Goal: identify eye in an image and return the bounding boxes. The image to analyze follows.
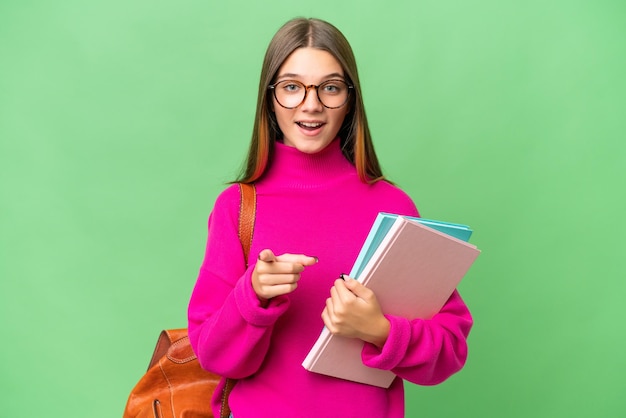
[280,81,303,93]
[321,81,345,95]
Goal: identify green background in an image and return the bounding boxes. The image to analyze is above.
[1,0,624,417]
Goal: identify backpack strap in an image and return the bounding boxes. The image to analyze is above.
[238,183,256,265]
[221,183,255,418]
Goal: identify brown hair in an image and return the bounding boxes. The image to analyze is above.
[236,18,385,184]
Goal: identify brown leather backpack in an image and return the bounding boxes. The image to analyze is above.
[123,183,256,418]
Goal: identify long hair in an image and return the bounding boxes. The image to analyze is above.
[236,18,385,184]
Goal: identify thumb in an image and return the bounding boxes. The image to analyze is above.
[342,275,366,295]
[258,249,277,263]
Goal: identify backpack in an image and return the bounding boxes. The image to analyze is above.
[123,183,256,418]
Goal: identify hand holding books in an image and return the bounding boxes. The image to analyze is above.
[322,274,391,349]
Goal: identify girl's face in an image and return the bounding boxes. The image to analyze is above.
[271,47,350,154]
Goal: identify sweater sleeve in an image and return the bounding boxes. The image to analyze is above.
[361,290,472,385]
[187,185,290,378]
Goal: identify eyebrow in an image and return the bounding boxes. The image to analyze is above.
[276,72,345,81]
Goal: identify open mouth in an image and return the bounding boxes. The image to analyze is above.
[296,121,324,130]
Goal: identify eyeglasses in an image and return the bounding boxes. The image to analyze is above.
[268,79,353,109]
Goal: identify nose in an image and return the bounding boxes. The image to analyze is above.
[301,85,324,112]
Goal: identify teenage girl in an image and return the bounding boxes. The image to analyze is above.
[188,17,472,418]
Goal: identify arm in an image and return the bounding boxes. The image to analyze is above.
[366,187,472,384]
[188,186,318,378]
[187,186,290,378]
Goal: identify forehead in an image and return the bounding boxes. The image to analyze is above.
[277,47,344,80]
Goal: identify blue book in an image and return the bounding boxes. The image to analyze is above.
[350,213,473,278]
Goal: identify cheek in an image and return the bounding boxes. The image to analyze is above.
[334,108,350,127]
[273,108,292,131]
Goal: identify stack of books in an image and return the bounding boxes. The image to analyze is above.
[302,213,481,387]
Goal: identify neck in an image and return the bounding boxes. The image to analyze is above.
[259,138,356,189]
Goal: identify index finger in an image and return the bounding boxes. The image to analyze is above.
[274,253,319,267]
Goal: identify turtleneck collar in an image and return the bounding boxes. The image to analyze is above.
[259,138,357,189]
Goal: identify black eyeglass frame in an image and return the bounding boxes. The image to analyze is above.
[268,79,354,109]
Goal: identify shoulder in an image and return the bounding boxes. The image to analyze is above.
[369,180,420,217]
[374,181,414,203]
[209,183,242,225]
[213,183,242,208]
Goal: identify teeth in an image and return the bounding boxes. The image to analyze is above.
[299,122,322,128]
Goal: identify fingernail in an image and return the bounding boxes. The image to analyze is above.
[339,273,346,280]
[313,256,319,263]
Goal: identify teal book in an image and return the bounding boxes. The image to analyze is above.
[350,213,473,279]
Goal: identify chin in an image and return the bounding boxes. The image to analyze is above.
[297,145,324,154]
[292,139,334,154]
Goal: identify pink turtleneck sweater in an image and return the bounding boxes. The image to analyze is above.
[188,139,472,418]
